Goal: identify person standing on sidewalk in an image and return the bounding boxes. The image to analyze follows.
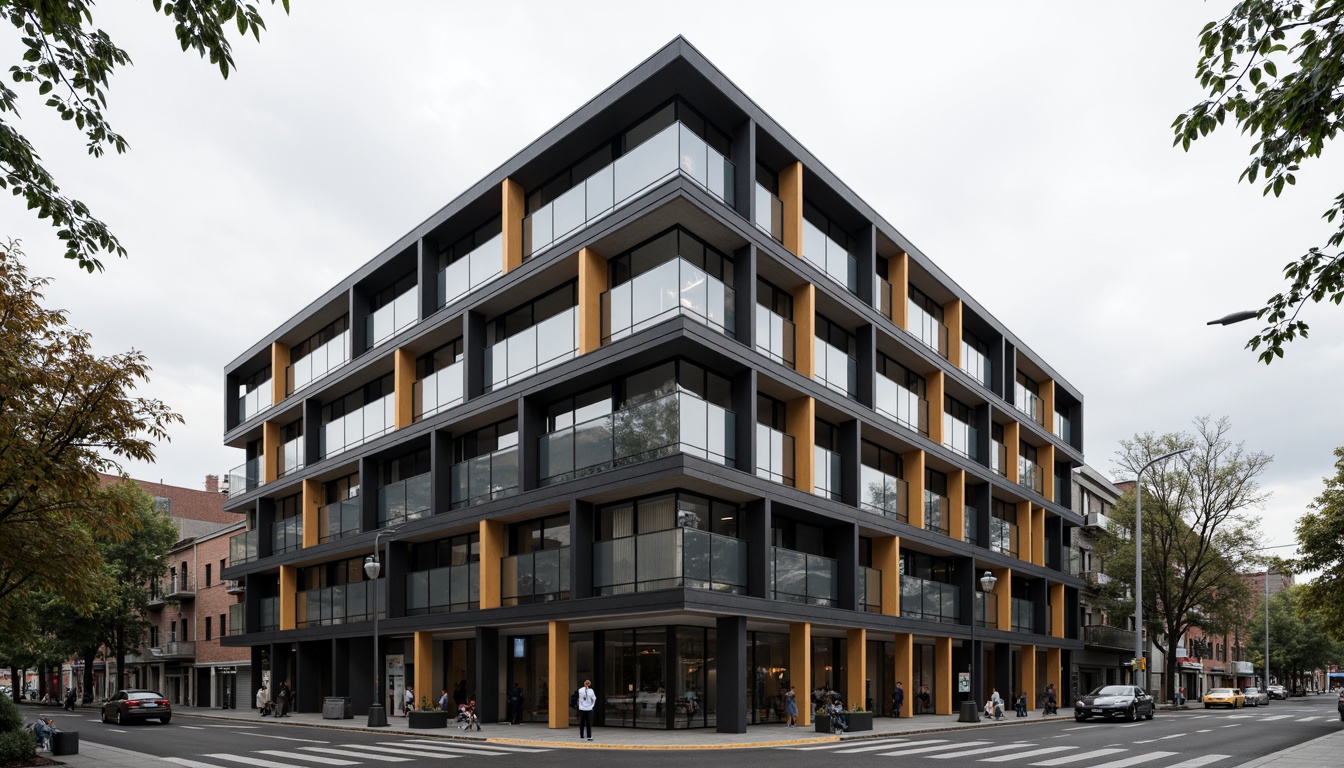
[506,682,523,725]
[891,681,905,717]
[784,685,798,728]
[576,679,597,741]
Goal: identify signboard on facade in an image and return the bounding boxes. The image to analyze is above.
[958,672,970,692]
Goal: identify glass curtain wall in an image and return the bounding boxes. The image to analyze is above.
[593,491,744,595]
[484,282,578,391]
[813,315,857,399]
[603,227,735,343]
[450,418,519,508]
[748,632,790,724]
[406,533,479,614]
[876,354,928,435]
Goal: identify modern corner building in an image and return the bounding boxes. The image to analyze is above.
[220,37,1085,732]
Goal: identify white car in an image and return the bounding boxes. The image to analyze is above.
[1243,687,1269,706]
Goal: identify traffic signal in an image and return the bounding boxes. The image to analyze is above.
[1138,658,1147,671]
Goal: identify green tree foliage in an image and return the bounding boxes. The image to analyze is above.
[0,693,33,764]
[1295,446,1344,640]
[1176,1,1344,363]
[1093,417,1269,699]
[1247,582,1344,687]
[0,240,181,635]
[0,0,289,272]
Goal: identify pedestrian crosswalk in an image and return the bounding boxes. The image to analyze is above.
[162,738,550,767]
[778,738,1232,768]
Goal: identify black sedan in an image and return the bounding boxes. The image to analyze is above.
[101,689,172,724]
[1074,684,1155,722]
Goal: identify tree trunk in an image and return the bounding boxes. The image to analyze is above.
[114,625,126,690]
[37,662,47,700]
[80,647,96,704]
[1165,637,1179,705]
[7,667,17,703]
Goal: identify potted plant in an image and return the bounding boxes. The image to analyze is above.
[408,695,449,729]
[813,704,874,733]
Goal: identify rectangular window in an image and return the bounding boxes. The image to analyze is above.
[414,338,465,421]
[814,419,842,501]
[204,564,211,587]
[220,613,226,637]
[204,616,212,641]
[813,315,857,398]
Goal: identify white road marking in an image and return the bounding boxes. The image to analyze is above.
[163,759,230,768]
[108,728,127,733]
[983,747,1079,762]
[1118,722,1146,728]
[336,744,460,759]
[787,737,911,750]
[1133,733,1186,744]
[404,740,551,753]
[1032,748,1128,765]
[256,750,360,765]
[1259,715,1293,721]
[179,725,206,730]
[1219,723,1241,728]
[929,742,1037,759]
[879,741,991,757]
[204,724,259,729]
[837,740,918,753]
[300,747,413,762]
[375,742,512,756]
[249,733,330,743]
[1063,725,1102,731]
[1162,756,1233,768]
[1296,716,1322,722]
[203,755,307,768]
[1086,752,1177,768]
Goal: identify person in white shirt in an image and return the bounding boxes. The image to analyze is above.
[576,679,597,741]
[990,688,1005,720]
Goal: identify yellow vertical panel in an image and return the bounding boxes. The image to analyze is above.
[779,161,804,256]
[949,469,966,542]
[548,620,570,728]
[873,536,900,616]
[302,478,321,549]
[1020,644,1037,711]
[1016,501,1033,564]
[944,299,963,368]
[393,348,414,430]
[790,622,812,726]
[279,564,296,631]
[479,519,504,609]
[928,370,945,446]
[1040,444,1055,502]
[1041,379,1056,434]
[791,283,816,377]
[1032,505,1046,567]
[892,252,910,330]
[893,633,913,717]
[992,566,1012,632]
[501,178,525,273]
[1005,421,1021,484]
[903,450,925,529]
[271,342,290,404]
[786,396,816,494]
[1050,583,1065,639]
[846,628,866,710]
[262,421,280,484]
[414,630,434,710]
[935,636,953,714]
[577,247,606,354]
[1046,647,1062,703]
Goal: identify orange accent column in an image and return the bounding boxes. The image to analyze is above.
[578,247,606,354]
[279,565,297,631]
[894,633,913,717]
[262,421,280,484]
[786,396,816,494]
[502,178,525,273]
[779,161,803,256]
[791,283,816,377]
[301,478,320,549]
[847,628,866,710]
[873,536,901,616]
[949,469,966,541]
[944,299,963,368]
[903,449,926,529]
[1050,583,1065,639]
[271,342,290,405]
[936,636,953,714]
[891,253,910,330]
[928,370,945,445]
[1031,505,1046,567]
[479,519,504,609]
[1005,421,1021,484]
[393,348,414,429]
[992,567,1012,632]
[549,621,570,728]
[1020,644,1038,711]
[790,622,812,726]
[414,630,434,710]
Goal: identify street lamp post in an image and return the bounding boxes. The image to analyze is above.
[365,527,399,727]
[1134,448,1190,691]
[959,570,999,722]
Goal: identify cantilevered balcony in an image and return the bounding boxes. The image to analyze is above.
[860,465,908,522]
[596,529,747,595]
[924,490,951,537]
[438,232,503,309]
[755,426,795,487]
[286,330,349,396]
[228,603,245,635]
[502,548,569,605]
[771,547,837,607]
[413,360,463,422]
[754,183,783,242]
[754,306,795,369]
[377,472,430,527]
[271,516,302,556]
[875,375,929,436]
[1018,456,1044,495]
[859,566,882,613]
[1084,624,1137,651]
[227,457,262,496]
[408,562,479,614]
[901,576,959,623]
[228,529,260,567]
[990,517,1018,559]
[602,257,734,343]
[801,220,858,295]
[296,579,384,628]
[483,307,577,392]
[449,446,518,509]
[237,381,272,423]
[1014,383,1045,426]
[318,498,361,544]
[151,641,195,661]
[366,287,417,349]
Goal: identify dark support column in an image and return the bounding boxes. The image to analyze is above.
[970,482,992,547]
[351,286,370,358]
[716,616,748,733]
[270,643,291,703]
[1047,517,1064,572]
[1065,587,1080,640]
[349,635,373,716]
[225,373,240,432]
[993,642,1011,701]
[974,404,992,472]
[856,324,876,410]
[256,498,277,559]
[745,499,771,599]
[831,521,858,611]
[856,224,876,313]
[734,246,756,346]
[1000,343,1016,404]
[244,574,261,635]
[572,500,594,600]
[592,631,607,727]
[732,118,755,220]
[249,645,266,711]
[463,311,486,401]
[359,455,378,534]
[303,397,322,466]
[297,640,323,713]
[431,429,452,515]
[418,237,437,320]
[333,638,350,699]
[839,418,861,508]
[733,369,756,478]
[518,394,541,493]
[475,627,499,723]
[386,540,410,619]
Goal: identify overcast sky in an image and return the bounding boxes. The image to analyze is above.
[8,1,1341,558]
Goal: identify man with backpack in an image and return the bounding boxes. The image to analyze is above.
[574,679,597,741]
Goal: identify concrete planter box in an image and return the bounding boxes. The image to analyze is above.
[408,710,449,729]
[814,712,873,733]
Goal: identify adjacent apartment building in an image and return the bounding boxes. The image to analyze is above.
[220,38,1086,732]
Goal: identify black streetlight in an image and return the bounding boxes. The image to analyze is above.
[365,527,398,727]
[1206,310,1259,326]
[959,570,999,722]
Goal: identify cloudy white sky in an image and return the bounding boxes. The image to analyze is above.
[8,2,1341,556]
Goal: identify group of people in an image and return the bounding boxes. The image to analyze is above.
[983,683,1057,719]
[254,681,292,717]
[889,682,933,717]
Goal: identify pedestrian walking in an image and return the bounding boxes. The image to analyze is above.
[506,682,523,725]
[276,681,290,717]
[990,688,1004,720]
[438,688,450,711]
[576,679,597,741]
[63,688,75,711]
[784,685,798,728]
[918,683,932,714]
[891,681,905,717]
[404,686,414,716]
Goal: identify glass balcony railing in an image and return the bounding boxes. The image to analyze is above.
[366,288,418,349]
[228,602,245,636]
[484,306,578,392]
[1011,597,1036,633]
[1014,384,1045,426]
[814,446,842,501]
[875,277,894,322]
[875,376,929,436]
[227,457,262,496]
[596,528,747,596]
[377,472,431,527]
[318,393,394,460]
[1067,546,1082,576]
[771,546,838,606]
[271,516,303,556]
[318,497,361,544]
[286,330,349,396]
[755,425,794,487]
[407,562,479,614]
[1083,624,1137,651]
[754,183,783,242]
[502,547,569,605]
[449,446,518,509]
[296,579,383,628]
[924,491,950,536]
[943,417,978,461]
[990,517,1019,558]
[859,566,882,613]
[801,219,858,294]
[860,466,908,522]
[964,505,980,546]
[1018,456,1044,494]
[991,441,1007,477]
[754,306,795,369]
[237,383,273,423]
[412,360,463,422]
[602,257,735,343]
[973,591,999,629]
[908,302,949,359]
[539,391,735,485]
[900,576,960,623]
[961,344,991,387]
[524,121,735,257]
[259,596,279,633]
[228,529,259,567]
[1053,412,1072,444]
[438,232,503,309]
[813,337,857,399]
[276,437,303,479]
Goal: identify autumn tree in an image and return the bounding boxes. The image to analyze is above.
[1,0,289,271]
[1295,446,1344,640]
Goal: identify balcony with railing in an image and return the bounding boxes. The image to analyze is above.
[318,497,362,544]
[602,257,734,343]
[164,575,195,600]
[964,505,980,546]
[973,591,999,629]
[501,548,568,605]
[875,375,929,436]
[991,440,1007,477]
[540,391,735,486]
[449,446,518,509]
[754,183,783,242]
[771,547,837,606]
[1083,624,1137,651]
[860,466,908,522]
[484,306,578,392]
[943,417,979,461]
[377,472,431,527]
[1066,546,1082,576]
[413,360,464,422]
[318,393,394,460]
[875,277,894,323]
[801,220,858,294]
[407,562,480,614]
[229,529,260,567]
[276,435,303,479]
[814,336,857,399]
[286,329,349,396]
[1053,412,1073,444]
[1081,570,1112,588]
[147,581,165,607]
[1018,456,1044,495]
[1011,597,1037,633]
[814,446,842,502]
[754,306,795,369]
[366,287,418,349]
[961,343,991,388]
[596,528,747,595]
[296,579,383,628]
[228,602,245,635]
[227,457,262,496]
[859,566,882,613]
[755,426,795,487]
[908,301,949,359]
[524,121,735,257]
[990,517,1018,558]
[237,381,272,424]
[259,596,279,632]
[438,232,503,309]
[1014,383,1045,426]
[924,491,951,536]
[900,576,960,623]
[224,579,244,595]
[271,515,303,556]
[152,641,196,660]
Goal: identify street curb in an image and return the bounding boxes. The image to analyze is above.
[1225,727,1344,768]
[486,736,839,750]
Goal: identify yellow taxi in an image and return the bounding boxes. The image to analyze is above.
[1203,687,1245,709]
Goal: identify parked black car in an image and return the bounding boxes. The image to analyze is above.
[1074,684,1156,722]
[101,689,171,724]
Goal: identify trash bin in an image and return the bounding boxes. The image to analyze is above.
[322,697,353,720]
[52,731,78,756]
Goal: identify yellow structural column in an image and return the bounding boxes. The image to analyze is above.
[1050,583,1065,639]
[949,469,966,542]
[548,621,570,728]
[577,247,606,355]
[1041,379,1056,434]
[786,396,816,494]
[891,252,910,330]
[414,630,434,710]
[1005,421,1021,484]
[779,161,804,256]
[847,628,866,711]
[393,348,414,430]
[927,370,945,446]
[873,535,901,616]
[501,178,525,273]
[262,421,280,484]
[271,342,290,405]
[1016,501,1033,564]
[935,636,953,715]
[479,519,504,609]
[301,478,320,549]
[944,299,963,368]
[992,566,1012,632]
[1046,647,1062,705]
[279,564,297,631]
[791,283,816,377]
[1020,644,1038,712]
[893,633,913,717]
[903,449,926,529]
[790,622,812,726]
[1031,505,1046,567]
